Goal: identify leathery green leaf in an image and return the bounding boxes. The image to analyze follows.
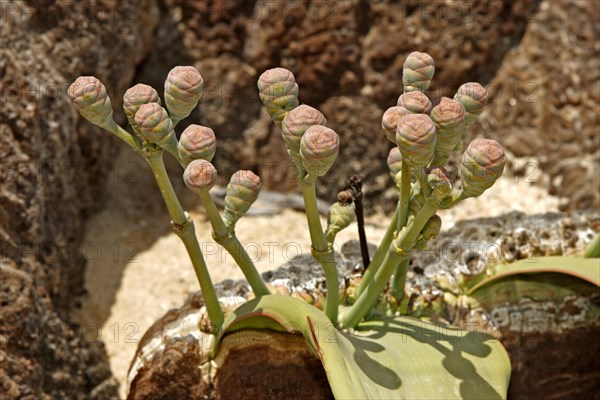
[217,295,511,399]
[466,273,600,310]
[468,256,600,296]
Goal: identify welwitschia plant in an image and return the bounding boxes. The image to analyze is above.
[68,51,523,398]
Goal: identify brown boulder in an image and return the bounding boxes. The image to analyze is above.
[361,0,539,107]
[0,1,159,397]
[473,0,600,212]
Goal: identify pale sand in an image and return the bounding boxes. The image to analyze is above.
[71,148,560,398]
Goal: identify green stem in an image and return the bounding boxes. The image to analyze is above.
[171,117,183,128]
[355,203,400,298]
[398,162,411,229]
[396,202,437,256]
[445,190,468,208]
[105,121,141,150]
[356,165,415,299]
[160,134,182,163]
[179,222,224,329]
[146,152,223,330]
[146,152,186,224]
[300,179,328,252]
[391,258,410,298]
[584,233,600,258]
[340,202,436,328]
[197,191,270,296]
[300,178,339,324]
[197,191,228,237]
[392,161,412,299]
[217,233,271,296]
[341,249,406,329]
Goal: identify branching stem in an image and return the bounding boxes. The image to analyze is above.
[391,161,413,299]
[300,177,339,324]
[398,161,411,231]
[146,152,224,331]
[391,258,410,299]
[197,191,270,296]
[340,202,437,328]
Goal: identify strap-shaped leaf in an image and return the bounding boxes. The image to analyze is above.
[468,256,600,296]
[217,295,511,399]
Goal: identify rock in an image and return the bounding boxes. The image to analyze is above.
[127,328,210,399]
[244,0,363,106]
[361,0,539,107]
[0,1,159,398]
[473,0,600,212]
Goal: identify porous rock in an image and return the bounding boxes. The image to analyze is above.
[0,1,159,398]
[473,0,600,212]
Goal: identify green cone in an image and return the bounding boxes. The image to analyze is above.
[421,214,442,241]
[430,97,466,162]
[164,66,203,123]
[426,166,452,205]
[282,104,326,164]
[325,202,356,243]
[460,138,505,197]
[395,114,437,168]
[397,91,432,114]
[123,84,160,129]
[382,106,411,143]
[300,125,340,177]
[403,51,435,93]
[67,76,115,129]
[258,68,300,128]
[387,147,403,177]
[454,83,488,127]
[183,159,217,194]
[179,124,217,166]
[134,102,177,150]
[223,170,263,228]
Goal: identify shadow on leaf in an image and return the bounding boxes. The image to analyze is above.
[357,316,504,399]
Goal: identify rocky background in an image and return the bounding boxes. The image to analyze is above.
[1,0,598,398]
[138,0,599,212]
[0,1,158,398]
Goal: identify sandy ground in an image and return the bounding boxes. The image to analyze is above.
[70,146,560,398]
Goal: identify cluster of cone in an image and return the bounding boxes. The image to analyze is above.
[257,68,353,241]
[67,52,504,252]
[67,66,262,229]
[258,68,341,179]
[383,51,505,202]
